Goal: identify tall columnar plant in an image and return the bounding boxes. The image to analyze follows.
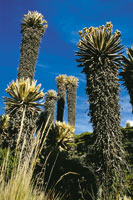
[76,22,127,198]
[41,90,57,148]
[120,45,133,113]
[4,78,44,152]
[44,90,57,126]
[18,11,48,81]
[56,75,67,122]
[66,76,78,127]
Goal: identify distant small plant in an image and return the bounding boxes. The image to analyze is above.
[56,75,78,127]
[126,122,131,128]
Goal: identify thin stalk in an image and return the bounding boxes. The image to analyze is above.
[16,105,26,148]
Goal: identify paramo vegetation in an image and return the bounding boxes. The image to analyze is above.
[0,11,133,200]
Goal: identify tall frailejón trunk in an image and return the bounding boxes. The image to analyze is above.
[6,11,47,158]
[76,22,128,199]
[66,76,78,127]
[44,90,57,126]
[18,11,47,81]
[56,75,67,122]
[43,90,57,147]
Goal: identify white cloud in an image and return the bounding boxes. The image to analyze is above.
[70,31,79,44]
[58,19,80,45]
[37,64,48,68]
[74,73,86,84]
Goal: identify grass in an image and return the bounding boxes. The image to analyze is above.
[0,159,60,200]
[0,116,61,200]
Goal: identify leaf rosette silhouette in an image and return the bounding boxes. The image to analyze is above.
[4,78,44,113]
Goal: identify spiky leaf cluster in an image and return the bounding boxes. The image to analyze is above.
[54,121,75,151]
[120,46,133,112]
[45,90,57,98]
[21,11,48,33]
[56,74,67,84]
[4,78,44,113]
[76,22,123,70]
[66,76,79,86]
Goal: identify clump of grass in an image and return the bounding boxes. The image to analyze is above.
[0,120,60,200]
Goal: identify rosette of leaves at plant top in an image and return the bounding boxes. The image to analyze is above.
[56,74,67,84]
[45,90,57,99]
[120,46,133,113]
[21,10,48,33]
[54,121,75,151]
[4,78,44,114]
[76,22,123,70]
[67,76,79,86]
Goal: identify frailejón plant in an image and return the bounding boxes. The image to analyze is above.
[4,78,44,151]
[56,75,67,122]
[18,11,48,81]
[76,22,127,198]
[44,90,57,125]
[66,76,78,127]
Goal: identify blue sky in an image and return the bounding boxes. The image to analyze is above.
[0,0,133,134]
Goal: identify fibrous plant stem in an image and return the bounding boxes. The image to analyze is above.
[56,75,67,122]
[66,76,78,127]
